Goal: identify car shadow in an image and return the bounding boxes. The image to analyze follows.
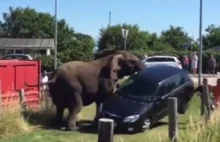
[77,120,186,134]
[151,121,186,129]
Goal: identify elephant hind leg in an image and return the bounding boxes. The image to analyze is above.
[66,93,83,131]
[56,106,65,129]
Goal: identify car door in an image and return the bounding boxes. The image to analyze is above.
[169,74,183,98]
[153,81,169,121]
[153,75,180,121]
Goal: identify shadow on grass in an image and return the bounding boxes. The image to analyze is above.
[22,108,59,129]
[77,120,186,135]
[21,108,188,134]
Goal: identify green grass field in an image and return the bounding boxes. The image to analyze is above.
[0,94,202,142]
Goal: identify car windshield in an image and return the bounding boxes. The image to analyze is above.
[117,74,157,102]
[146,57,175,62]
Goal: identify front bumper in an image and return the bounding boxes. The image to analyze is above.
[100,112,139,132]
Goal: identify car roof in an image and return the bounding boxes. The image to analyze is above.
[136,65,183,84]
[147,55,177,58]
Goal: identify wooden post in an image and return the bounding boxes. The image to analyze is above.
[98,118,114,142]
[19,88,27,111]
[168,97,178,142]
[0,80,2,112]
[201,85,211,123]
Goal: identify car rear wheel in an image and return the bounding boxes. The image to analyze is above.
[138,117,152,132]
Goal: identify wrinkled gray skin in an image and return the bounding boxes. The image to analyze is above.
[48,50,146,131]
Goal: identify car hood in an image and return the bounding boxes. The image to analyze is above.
[102,96,153,117]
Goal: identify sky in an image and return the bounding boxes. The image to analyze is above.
[0,0,220,41]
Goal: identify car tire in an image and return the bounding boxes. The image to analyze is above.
[137,117,152,132]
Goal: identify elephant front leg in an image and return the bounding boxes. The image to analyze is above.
[93,102,103,124]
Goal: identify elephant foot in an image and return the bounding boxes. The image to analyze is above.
[65,125,78,131]
[56,120,66,130]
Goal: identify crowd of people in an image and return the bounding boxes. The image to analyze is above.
[182,52,217,76]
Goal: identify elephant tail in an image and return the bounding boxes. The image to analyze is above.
[25,69,58,87]
[40,80,55,85]
[24,80,55,87]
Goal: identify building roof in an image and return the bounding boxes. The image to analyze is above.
[0,38,55,49]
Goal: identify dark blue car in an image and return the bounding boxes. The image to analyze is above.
[99,65,194,133]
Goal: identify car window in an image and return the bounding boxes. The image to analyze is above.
[179,72,190,85]
[2,56,15,59]
[157,74,182,96]
[157,82,167,97]
[146,57,175,62]
[16,56,28,60]
[118,74,157,102]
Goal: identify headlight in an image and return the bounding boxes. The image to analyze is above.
[123,115,139,122]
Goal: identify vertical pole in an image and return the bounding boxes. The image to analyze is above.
[124,38,126,50]
[19,88,27,111]
[198,0,203,86]
[108,11,111,28]
[168,97,178,142]
[98,118,114,142]
[54,0,58,69]
[202,85,211,123]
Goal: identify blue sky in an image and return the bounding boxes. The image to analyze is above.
[0,0,220,41]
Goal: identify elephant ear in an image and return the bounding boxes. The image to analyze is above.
[109,54,123,80]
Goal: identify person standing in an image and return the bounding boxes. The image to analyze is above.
[191,52,198,75]
[194,78,212,116]
[41,71,50,109]
[182,56,189,73]
[208,55,216,76]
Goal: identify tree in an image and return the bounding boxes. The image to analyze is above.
[160,25,193,50]
[0,6,95,69]
[98,24,151,51]
[203,24,220,49]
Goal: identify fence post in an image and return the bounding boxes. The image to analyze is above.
[168,97,178,142]
[201,85,211,123]
[98,118,114,142]
[19,88,27,111]
[0,80,2,112]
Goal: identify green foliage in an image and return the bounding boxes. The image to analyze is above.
[1,6,220,72]
[203,24,220,49]
[160,25,193,50]
[0,6,95,69]
[98,24,151,51]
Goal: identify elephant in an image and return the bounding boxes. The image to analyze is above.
[46,50,146,131]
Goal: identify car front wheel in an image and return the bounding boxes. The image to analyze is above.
[137,117,152,132]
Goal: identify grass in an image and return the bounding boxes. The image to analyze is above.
[1,81,220,142]
[0,95,202,142]
[0,97,33,139]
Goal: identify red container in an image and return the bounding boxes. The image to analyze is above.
[0,60,41,109]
